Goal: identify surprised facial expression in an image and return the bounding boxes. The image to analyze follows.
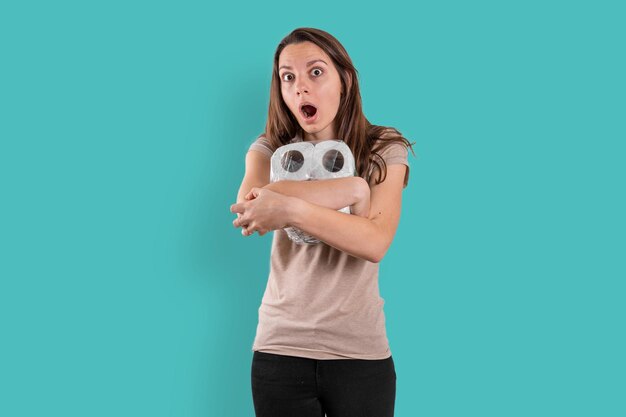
[278,41,343,141]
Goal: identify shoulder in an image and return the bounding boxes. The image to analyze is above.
[370,128,409,163]
[368,127,411,188]
[248,133,273,158]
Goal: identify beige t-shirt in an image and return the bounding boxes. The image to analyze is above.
[247,131,410,360]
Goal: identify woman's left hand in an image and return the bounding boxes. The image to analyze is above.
[230,188,295,236]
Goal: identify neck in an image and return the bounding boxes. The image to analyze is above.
[303,131,337,142]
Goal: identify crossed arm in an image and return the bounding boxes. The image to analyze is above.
[231,157,407,263]
[253,177,371,218]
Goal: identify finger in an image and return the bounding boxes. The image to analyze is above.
[233,217,250,229]
[230,203,245,214]
[245,222,260,236]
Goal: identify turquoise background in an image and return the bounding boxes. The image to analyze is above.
[1,0,624,416]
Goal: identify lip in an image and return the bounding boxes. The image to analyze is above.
[299,101,319,124]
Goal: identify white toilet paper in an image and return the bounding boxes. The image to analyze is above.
[270,142,315,182]
[310,140,355,179]
[270,140,356,245]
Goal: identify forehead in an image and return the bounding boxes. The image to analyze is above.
[278,42,330,66]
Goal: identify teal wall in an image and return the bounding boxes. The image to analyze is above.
[1,1,624,416]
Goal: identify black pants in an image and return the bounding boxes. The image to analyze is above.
[251,351,396,417]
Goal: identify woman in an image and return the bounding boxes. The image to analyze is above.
[230,27,416,417]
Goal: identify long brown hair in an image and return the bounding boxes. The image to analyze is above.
[261,27,417,187]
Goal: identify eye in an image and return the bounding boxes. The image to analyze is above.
[280,68,324,83]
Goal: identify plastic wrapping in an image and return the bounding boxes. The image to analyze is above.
[270,140,356,244]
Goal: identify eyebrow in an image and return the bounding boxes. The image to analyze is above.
[279,59,328,71]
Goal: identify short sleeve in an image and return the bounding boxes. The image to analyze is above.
[371,140,410,188]
[380,141,409,167]
[248,135,273,158]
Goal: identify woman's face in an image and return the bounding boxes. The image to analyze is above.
[278,41,343,141]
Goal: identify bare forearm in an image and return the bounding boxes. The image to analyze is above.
[236,184,248,204]
[350,185,370,217]
[263,177,370,217]
[286,198,389,263]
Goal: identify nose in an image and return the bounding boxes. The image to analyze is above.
[296,80,309,96]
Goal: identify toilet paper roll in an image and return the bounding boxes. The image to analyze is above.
[268,139,356,245]
[270,142,315,183]
[284,226,319,245]
[309,140,355,180]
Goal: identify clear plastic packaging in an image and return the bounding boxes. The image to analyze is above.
[270,140,356,244]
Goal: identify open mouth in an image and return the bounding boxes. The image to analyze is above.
[300,104,318,119]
